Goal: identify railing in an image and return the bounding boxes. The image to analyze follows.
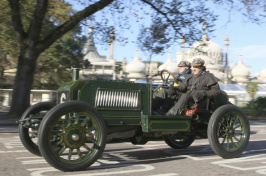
[0,89,57,112]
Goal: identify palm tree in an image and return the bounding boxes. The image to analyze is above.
[246,83,258,100]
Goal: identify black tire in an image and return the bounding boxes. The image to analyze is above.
[130,136,148,145]
[163,134,195,149]
[18,102,55,156]
[38,101,107,171]
[208,104,250,159]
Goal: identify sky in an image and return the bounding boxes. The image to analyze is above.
[73,1,266,76]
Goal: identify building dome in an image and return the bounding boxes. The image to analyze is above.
[126,51,146,78]
[257,68,266,81]
[158,58,171,71]
[167,64,178,74]
[185,32,225,81]
[231,60,251,82]
[158,51,178,74]
[187,34,223,65]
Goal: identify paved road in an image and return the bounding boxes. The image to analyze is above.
[0,119,266,176]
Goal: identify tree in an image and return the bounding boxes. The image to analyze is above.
[246,82,258,100]
[1,0,87,90]
[4,0,266,116]
[0,0,19,88]
[212,0,266,25]
[245,97,266,116]
[6,0,113,116]
[33,28,87,90]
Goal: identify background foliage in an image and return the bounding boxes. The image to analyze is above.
[1,0,266,116]
[241,97,266,117]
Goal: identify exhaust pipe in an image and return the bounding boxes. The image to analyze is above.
[72,68,81,81]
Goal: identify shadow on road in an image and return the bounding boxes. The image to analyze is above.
[86,139,266,171]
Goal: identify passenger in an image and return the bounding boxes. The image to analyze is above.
[166,58,220,116]
[153,61,191,114]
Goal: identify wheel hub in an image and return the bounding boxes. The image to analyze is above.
[64,125,86,149]
[226,127,235,137]
[72,134,80,141]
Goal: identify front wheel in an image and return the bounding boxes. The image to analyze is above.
[208,104,250,158]
[38,101,107,171]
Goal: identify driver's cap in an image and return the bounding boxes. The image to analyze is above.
[178,61,191,68]
[191,58,205,67]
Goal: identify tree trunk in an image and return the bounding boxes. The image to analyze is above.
[9,48,38,116]
[7,0,115,116]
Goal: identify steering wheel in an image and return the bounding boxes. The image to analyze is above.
[160,69,178,87]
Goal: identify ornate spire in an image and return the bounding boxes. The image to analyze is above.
[202,21,209,41]
[87,24,95,47]
[167,50,171,61]
[239,54,243,63]
[224,36,229,45]
[224,36,229,66]
[203,22,207,35]
[135,48,139,60]
[181,35,185,52]
[82,21,106,62]
[109,27,115,60]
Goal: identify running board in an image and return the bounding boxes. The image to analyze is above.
[141,115,191,132]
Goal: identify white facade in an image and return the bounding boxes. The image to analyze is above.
[119,28,266,106]
[3,26,266,110]
[80,26,118,81]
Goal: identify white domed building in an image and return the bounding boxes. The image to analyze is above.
[4,25,266,111]
[79,25,266,106]
[176,32,226,81]
[78,26,266,106]
[231,59,251,83]
[125,50,147,82]
[80,26,120,81]
[256,69,266,85]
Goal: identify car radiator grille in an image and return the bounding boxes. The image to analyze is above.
[95,89,141,110]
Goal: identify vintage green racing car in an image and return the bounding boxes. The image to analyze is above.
[18,69,250,172]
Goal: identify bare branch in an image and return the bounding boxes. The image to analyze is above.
[8,0,26,43]
[28,0,49,42]
[140,0,179,33]
[37,0,115,53]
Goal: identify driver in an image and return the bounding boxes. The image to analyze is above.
[153,61,191,114]
[166,58,220,116]
[175,61,192,84]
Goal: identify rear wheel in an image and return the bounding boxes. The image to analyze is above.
[130,136,148,145]
[18,102,55,156]
[38,101,107,171]
[208,104,250,158]
[163,134,195,149]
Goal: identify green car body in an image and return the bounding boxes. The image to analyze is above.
[18,69,250,172]
[57,78,192,136]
